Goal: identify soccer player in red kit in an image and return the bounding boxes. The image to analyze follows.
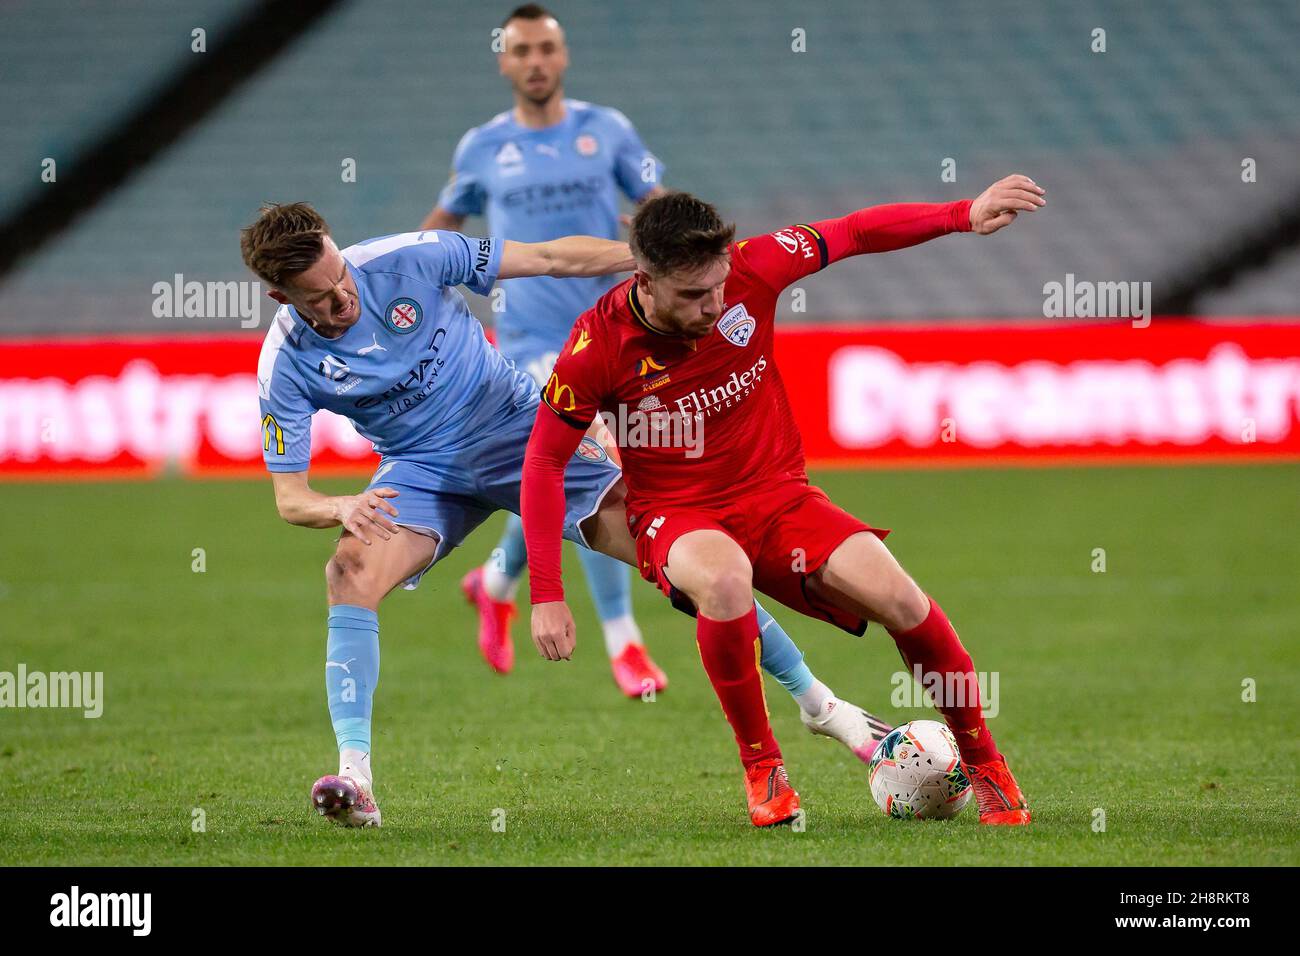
[522,176,1045,826]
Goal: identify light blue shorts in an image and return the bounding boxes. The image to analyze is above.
[364,402,619,589]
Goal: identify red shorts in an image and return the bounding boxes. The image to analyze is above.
[632,480,889,635]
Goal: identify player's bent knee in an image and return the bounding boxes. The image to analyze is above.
[889,580,930,632]
[666,530,754,619]
[846,534,929,631]
[325,542,380,605]
[693,563,754,620]
[867,577,929,632]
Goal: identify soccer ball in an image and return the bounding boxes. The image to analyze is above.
[867,719,972,820]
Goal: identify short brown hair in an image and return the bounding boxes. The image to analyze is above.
[629,191,736,277]
[502,3,556,28]
[240,202,330,287]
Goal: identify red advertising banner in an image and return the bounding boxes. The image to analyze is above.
[0,336,374,479]
[782,321,1300,467]
[1,321,1298,479]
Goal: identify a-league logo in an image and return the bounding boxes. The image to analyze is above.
[317,354,350,381]
[385,297,422,334]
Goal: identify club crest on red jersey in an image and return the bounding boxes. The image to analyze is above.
[716,303,755,347]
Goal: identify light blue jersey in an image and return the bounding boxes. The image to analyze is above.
[256,230,621,581]
[437,99,663,365]
[258,230,525,473]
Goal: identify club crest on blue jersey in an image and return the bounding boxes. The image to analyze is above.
[716,303,755,347]
[575,134,599,157]
[574,436,608,463]
[385,297,423,334]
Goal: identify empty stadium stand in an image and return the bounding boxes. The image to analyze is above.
[1,0,1296,333]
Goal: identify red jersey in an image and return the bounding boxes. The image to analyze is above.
[523,199,973,602]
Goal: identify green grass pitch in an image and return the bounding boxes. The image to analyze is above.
[2,464,1297,866]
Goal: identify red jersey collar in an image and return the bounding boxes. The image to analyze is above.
[627,282,701,350]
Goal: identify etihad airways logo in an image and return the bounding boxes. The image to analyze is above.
[673,355,767,419]
[354,327,448,416]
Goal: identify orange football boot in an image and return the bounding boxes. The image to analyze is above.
[461,567,515,674]
[744,758,801,827]
[609,643,668,697]
[966,755,1031,825]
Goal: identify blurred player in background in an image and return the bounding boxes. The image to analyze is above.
[421,4,669,695]
[523,178,1046,826]
[243,203,890,828]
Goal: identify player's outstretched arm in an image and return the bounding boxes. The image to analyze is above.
[968,174,1046,235]
[821,174,1043,253]
[520,405,589,661]
[270,471,401,545]
[746,174,1047,291]
[499,236,634,280]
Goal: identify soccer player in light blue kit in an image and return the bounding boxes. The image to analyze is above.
[242,202,888,827]
[421,4,669,695]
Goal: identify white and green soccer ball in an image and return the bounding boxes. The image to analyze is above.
[867,719,972,820]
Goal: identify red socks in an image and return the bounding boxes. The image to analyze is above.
[888,597,999,766]
[696,598,991,771]
[696,606,781,767]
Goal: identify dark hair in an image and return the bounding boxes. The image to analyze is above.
[630,191,736,277]
[239,202,330,287]
[502,3,557,28]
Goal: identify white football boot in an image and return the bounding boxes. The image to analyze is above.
[311,774,382,828]
[800,697,892,764]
